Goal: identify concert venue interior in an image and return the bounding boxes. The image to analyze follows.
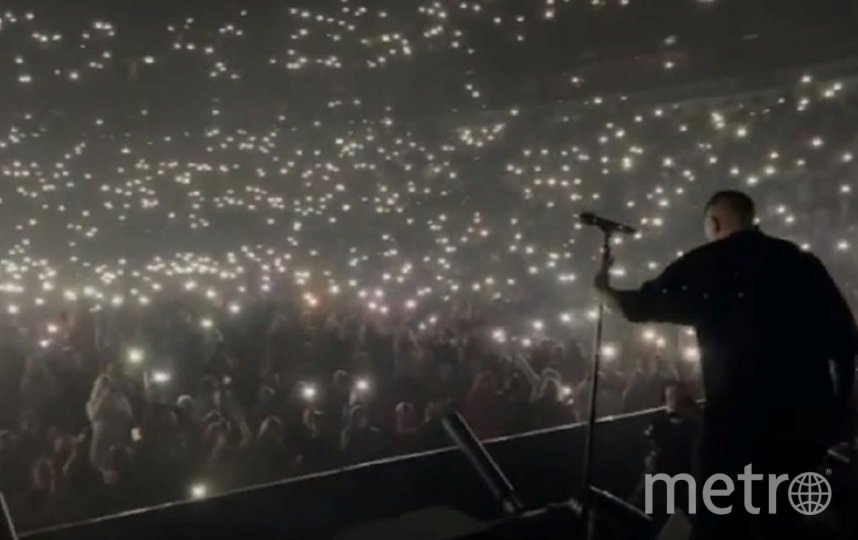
[0,1,856,539]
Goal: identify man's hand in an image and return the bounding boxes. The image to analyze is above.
[594,254,625,315]
[593,254,614,292]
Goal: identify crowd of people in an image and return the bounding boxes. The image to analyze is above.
[0,297,695,531]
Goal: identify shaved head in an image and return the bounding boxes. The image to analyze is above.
[704,190,756,241]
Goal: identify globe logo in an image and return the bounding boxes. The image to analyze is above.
[787,472,832,516]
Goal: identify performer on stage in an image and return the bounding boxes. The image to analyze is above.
[594,190,856,539]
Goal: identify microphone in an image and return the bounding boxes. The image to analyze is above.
[578,212,637,234]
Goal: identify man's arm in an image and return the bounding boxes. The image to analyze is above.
[804,254,857,404]
[594,255,699,326]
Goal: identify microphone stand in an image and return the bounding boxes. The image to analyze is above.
[580,227,613,540]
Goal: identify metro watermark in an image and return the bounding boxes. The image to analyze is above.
[644,465,832,516]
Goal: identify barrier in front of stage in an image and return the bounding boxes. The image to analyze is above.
[21,406,660,540]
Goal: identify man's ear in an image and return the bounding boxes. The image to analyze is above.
[711,216,721,235]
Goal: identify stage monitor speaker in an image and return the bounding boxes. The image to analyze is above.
[0,493,17,540]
